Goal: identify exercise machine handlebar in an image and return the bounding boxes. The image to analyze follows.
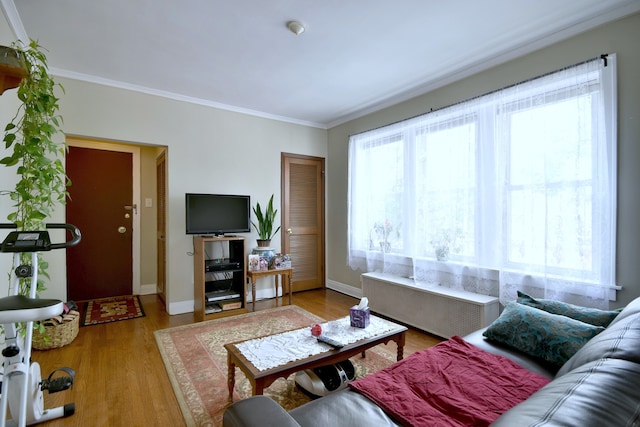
[0,223,81,252]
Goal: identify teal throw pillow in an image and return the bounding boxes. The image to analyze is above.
[517,291,622,327]
[483,302,604,366]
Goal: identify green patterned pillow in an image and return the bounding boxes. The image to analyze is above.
[517,291,622,327]
[483,302,604,366]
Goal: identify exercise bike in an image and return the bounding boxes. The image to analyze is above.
[0,223,81,427]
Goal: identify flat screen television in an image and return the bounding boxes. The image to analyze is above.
[185,193,251,235]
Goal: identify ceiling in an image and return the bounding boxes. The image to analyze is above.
[3,0,640,128]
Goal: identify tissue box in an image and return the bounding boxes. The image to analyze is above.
[350,307,370,328]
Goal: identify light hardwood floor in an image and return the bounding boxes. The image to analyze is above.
[34,289,441,427]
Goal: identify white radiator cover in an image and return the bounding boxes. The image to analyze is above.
[361,272,499,338]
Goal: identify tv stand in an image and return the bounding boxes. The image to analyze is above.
[193,235,247,321]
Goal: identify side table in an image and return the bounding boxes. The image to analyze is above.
[246,268,293,311]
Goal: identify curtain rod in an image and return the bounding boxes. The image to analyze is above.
[349,53,609,138]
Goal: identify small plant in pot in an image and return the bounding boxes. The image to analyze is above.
[1,40,68,297]
[251,194,281,247]
[429,228,462,262]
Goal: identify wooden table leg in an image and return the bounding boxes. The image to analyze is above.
[282,272,293,305]
[254,379,264,396]
[287,272,293,305]
[395,331,406,361]
[251,278,257,312]
[275,275,280,306]
[228,354,236,402]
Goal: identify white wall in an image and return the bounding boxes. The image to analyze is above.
[326,12,640,308]
[0,25,23,295]
[56,80,327,313]
[0,13,327,311]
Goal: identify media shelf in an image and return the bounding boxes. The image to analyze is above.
[193,236,247,321]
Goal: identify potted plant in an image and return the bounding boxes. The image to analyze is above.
[0,45,27,94]
[251,194,281,247]
[1,40,68,296]
[371,219,400,253]
[429,228,462,262]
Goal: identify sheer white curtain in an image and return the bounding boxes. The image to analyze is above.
[348,55,617,308]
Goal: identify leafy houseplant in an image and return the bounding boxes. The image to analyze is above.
[1,40,68,296]
[371,219,400,253]
[429,228,462,262]
[251,194,281,246]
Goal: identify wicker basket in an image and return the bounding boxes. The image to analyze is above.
[32,315,79,350]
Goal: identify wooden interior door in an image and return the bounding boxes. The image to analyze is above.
[66,146,133,300]
[156,151,167,302]
[281,153,325,292]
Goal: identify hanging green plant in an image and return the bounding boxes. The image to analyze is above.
[1,40,69,295]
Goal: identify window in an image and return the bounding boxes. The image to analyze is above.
[414,117,477,261]
[504,95,595,272]
[348,56,617,307]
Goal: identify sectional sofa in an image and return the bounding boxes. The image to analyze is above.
[224,294,640,426]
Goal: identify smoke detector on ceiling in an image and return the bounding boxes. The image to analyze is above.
[287,21,305,36]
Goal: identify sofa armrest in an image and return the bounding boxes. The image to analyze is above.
[223,396,301,427]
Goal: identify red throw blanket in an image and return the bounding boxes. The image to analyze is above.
[349,336,550,426]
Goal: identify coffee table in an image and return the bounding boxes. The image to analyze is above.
[225,315,407,401]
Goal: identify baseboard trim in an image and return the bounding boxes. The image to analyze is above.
[326,279,362,299]
[139,283,157,295]
[168,299,195,315]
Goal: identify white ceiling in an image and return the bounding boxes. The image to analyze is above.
[3,0,640,128]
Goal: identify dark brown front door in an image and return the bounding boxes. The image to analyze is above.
[66,146,133,300]
[281,153,325,292]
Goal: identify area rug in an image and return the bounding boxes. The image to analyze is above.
[154,305,398,427]
[81,295,145,326]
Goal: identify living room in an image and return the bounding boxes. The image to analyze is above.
[1,2,640,426]
[1,3,639,314]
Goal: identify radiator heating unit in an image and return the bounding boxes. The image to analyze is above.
[361,272,499,338]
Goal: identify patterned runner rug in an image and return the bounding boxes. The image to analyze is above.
[81,295,145,326]
[154,305,398,427]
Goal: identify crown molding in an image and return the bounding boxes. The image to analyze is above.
[51,66,327,129]
[0,0,29,42]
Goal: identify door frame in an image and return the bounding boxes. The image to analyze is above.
[281,152,326,291]
[66,136,141,295]
[156,150,167,302]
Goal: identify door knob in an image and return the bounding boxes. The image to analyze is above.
[287,228,293,234]
[118,226,127,234]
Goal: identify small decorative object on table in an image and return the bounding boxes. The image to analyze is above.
[274,253,292,269]
[251,246,275,270]
[311,323,322,337]
[248,254,260,271]
[350,297,370,328]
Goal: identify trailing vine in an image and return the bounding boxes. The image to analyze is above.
[1,40,68,295]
